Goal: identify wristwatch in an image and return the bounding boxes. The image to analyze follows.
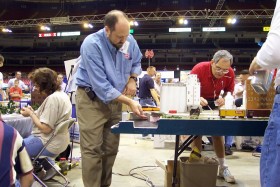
[129,76,138,82]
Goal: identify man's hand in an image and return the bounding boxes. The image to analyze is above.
[249,57,262,75]
[123,78,137,96]
[200,97,208,106]
[215,97,225,106]
[129,100,147,119]
[116,94,147,119]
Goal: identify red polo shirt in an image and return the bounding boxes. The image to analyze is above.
[190,61,235,100]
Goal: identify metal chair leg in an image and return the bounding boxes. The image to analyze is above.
[32,173,48,187]
[44,158,70,187]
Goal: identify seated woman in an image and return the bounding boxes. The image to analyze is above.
[20,67,72,180]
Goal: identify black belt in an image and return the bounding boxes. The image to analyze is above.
[78,86,91,92]
[276,86,280,94]
[78,86,96,100]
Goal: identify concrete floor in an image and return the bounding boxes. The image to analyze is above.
[43,134,261,187]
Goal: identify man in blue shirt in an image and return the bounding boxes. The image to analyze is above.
[75,10,146,187]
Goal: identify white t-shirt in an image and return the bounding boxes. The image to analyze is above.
[256,0,280,86]
[32,91,72,154]
[233,82,244,99]
[60,82,66,92]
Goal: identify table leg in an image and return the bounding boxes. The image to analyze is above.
[172,135,180,187]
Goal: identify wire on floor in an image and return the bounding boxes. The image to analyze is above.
[113,165,159,187]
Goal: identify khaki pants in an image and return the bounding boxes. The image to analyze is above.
[76,88,121,187]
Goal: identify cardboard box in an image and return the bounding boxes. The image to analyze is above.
[156,159,180,187]
[246,80,275,110]
[153,135,176,149]
[179,157,218,187]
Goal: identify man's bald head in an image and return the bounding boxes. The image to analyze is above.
[104,10,129,31]
[104,10,130,50]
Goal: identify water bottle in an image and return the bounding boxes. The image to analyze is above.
[224,92,234,109]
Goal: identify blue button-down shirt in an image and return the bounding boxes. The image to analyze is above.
[76,28,142,104]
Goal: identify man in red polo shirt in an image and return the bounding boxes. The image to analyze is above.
[190,50,235,183]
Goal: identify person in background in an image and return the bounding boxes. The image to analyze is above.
[191,50,236,183]
[139,66,160,107]
[224,136,234,156]
[153,72,161,100]
[138,66,159,139]
[57,73,66,92]
[224,69,250,156]
[8,71,29,92]
[167,78,174,83]
[75,10,146,187]
[21,67,72,181]
[249,1,280,186]
[0,55,6,101]
[9,79,23,101]
[0,119,33,187]
[233,69,250,107]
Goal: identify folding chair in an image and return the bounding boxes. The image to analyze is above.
[32,118,76,187]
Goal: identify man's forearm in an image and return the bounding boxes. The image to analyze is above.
[116,94,133,106]
[150,89,160,105]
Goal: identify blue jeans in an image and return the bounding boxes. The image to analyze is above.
[140,98,156,107]
[260,94,280,187]
[225,136,234,147]
[24,135,57,170]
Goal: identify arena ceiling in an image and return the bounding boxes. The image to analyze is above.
[0,0,277,70]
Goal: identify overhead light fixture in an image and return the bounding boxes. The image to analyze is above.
[40,26,51,31]
[129,20,139,26]
[178,18,188,25]
[227,18,237,24]
[83,23,93,29]
[2,28,12,33]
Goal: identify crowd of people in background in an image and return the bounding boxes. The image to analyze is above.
[0,69,67,102]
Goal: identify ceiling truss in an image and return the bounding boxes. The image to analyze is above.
[0,9,274,28]
[202,0,225,44]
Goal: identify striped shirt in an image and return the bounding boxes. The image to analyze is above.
[0,121,33,186]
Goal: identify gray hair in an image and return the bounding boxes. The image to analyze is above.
[212,50,233,65]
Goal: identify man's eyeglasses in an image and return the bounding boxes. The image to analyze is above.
[214,64,229,74]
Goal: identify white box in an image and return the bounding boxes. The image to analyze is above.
[154,135,176,148]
